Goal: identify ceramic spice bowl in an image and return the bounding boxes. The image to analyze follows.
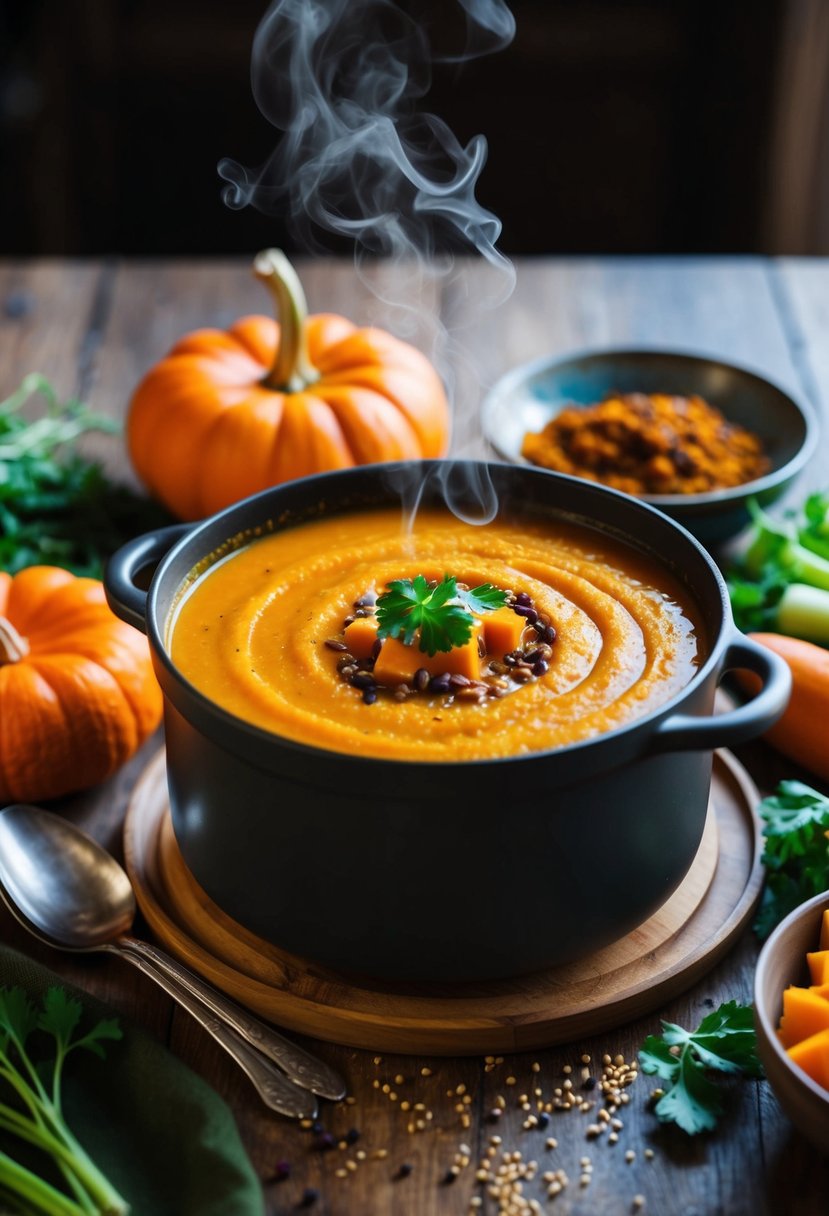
[482,347,818,546]
[754,890,829,1156]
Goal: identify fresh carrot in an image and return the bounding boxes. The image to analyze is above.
[743,632,829,781]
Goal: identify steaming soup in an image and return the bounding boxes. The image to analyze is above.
[168,507,704,761]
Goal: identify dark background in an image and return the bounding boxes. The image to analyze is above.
[1,0,826,257]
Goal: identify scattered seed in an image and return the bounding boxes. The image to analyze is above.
[395,1162,413,1179]
[325,638,349,651]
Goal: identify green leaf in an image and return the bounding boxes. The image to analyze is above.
[376,573,506,656]
[754,780,829,938]
[639,1001,761,1135]
[0,989,39,1050]
[37,988,83,1052]
[652,1053,722,1135]
[638,1035,681,1082]
[458,583,509,615]
[662,1002,762,1076]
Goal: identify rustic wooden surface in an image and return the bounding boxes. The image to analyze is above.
[1,256,828,1215]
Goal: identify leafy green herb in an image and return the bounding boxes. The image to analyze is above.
[375,574,508,656]
[639,1001,762,1135]
[753,780,829,939]
[0,985,127,1215]
[0,374,170,577]
[728,495,829,643]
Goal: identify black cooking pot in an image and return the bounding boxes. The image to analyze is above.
[105,462,789,982]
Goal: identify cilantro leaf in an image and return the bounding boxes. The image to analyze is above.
[458,583,509,615]
[754,781,829,938]
[639,1001,761,1135]
[638,1035,681,1083]
[652,1052,722,1135]
[661,1002,762,1076]
[375,574,507,656]
[0,986,127,1212]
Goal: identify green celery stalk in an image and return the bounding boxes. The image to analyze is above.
[775,583,829,644]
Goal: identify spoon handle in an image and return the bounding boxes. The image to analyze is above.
[114,944,317,1119]
[119,935,346,1101]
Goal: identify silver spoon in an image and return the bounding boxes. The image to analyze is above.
[0,805,345,1113]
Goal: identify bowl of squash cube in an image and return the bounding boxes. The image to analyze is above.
[481,347,817,546]
[754,891,829,1154]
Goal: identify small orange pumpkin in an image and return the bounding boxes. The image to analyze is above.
[0,567,162,802]
[127,250,451,520]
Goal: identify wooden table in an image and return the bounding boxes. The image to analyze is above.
[1,256,828,1215]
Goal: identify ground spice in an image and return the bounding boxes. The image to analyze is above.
[521,392,769,495]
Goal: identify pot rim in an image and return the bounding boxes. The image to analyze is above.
[145,459,737,771]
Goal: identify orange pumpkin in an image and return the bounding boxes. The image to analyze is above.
[127,250,451,520]
[0,567,162,802]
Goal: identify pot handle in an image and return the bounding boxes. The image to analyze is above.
[651,633,791,752]
[104,524,191,633]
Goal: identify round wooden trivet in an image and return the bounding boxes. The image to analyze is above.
[124,749,762,1055]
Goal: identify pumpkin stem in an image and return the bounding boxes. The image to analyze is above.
[0,615,29,665]
[253,249,320,392]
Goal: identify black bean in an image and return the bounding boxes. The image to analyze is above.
[442,1169,458,1185]
[325,638,349,651]
[532,659,549,676]
[542,624,557,643]
[351,672,376,690]
[448,674,471,689]
[513,604,538,623]
[583,1075,597,1090]
[313,1132,335,1151]
[523,648,544,665]
[345,1128,361,1144]
[430,673,452,694]
[503,653,519,668]
[515,592,532,607]
[337,654,356,672]
[395,1163,413,1179]
[537,1111,551,1129]
[362,688,378,705]
[299,1188,319,1207]
[355,657,375,671]
[414,667,430,692]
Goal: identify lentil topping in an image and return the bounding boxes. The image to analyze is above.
[521,391,769,496]
[327,584,556,706]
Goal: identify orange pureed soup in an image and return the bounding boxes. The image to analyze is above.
[168,507,704,761]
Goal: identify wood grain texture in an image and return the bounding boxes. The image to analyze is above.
[0,257,828,1215]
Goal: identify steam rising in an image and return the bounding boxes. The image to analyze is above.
[219,0,516,525]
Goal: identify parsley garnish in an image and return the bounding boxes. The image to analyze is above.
[0,373,171,577]
[375,575,508,656]
[753,780,829,940]
[0,985,128,1214]
[639,1001,762,1134]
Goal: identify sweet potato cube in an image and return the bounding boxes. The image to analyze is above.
[787,1027,829,1090]
[343,616,378,659]
[372,630,481,687]
[808,950,829,986]
[812,983,829,1000]
[778,985,829,1048]
[483,606,525,657]
[821,908,829,951]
